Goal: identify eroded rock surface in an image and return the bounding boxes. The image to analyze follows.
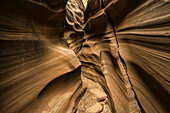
[77,76,111,113]
[0,0,169,113]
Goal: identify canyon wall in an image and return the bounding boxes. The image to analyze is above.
[0,0,169,113]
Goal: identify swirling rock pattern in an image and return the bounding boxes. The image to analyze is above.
[0,0,169,113]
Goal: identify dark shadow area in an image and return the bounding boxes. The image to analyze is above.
[107,0,146,26]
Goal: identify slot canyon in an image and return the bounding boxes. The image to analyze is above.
[0,0,169,113]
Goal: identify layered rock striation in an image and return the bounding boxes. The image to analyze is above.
[0,0,169,113]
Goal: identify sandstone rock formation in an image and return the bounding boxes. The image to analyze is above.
[0,0,169,113]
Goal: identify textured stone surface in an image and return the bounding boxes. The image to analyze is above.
[89,89,107,102]
[0,0,169,113]
[86,102,103,113]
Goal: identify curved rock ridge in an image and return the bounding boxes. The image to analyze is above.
[0,0,82,113]
[0,0,169,113]
[66,0,86,31]
[116,0,170,112]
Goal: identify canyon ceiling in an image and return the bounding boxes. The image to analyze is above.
[0,0,169,113]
